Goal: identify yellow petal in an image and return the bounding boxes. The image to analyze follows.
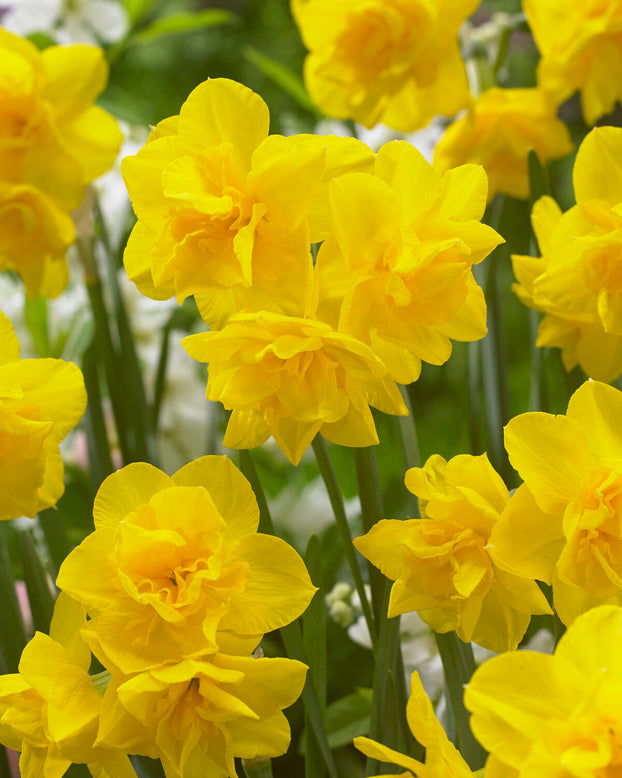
[573,126,622,206]
[92,463,174,529]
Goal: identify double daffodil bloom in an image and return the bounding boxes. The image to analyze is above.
[466,604,622,777]
[513,126,622,382]
[183,311,408,465]
[291,0,476,131]
[0,310,86,520]
[316,140,503,385]
[0,594,136,778]
[355,453,551,652]
[122,77,373,327]
[524,0,622,124]
[57,455,316,673]
[434,87,573,202]
[0,28,122,296]
[97,650,307,778]
[491,380,622,625]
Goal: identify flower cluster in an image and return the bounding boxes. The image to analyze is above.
[1,456,315,777]
[0,310,86,520]
[0,28,121,296]
[513,126,622,382]
[122,78,502,464]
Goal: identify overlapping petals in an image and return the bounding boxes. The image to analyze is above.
[355,453,550,651]
[491,380,622,625]
[0,594,136,778]
[316,140,503,384]
[524,0,622,124]
[122,77,373,326]
[56,455,316,672]
[97,651,307,778]
[182,312,408,465]
[466,604,622,777]
[434,87,573,201]
[0,310,86,520]
[291,0,477,131]
[0,28,122,296]
[513,126,622,381]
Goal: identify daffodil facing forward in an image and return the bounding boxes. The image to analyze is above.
[56,455,316,673]
[0,310,86,520]
[291,0,477,131]
[354,453,551,652]
[491,380,622,625]
[122,77,372,327]
[466,604,622,777]
[182,311,408,465]
[513,126,622,382]
[96,650,307,778]
[316,141,503,385]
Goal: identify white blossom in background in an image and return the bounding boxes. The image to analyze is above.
[271,477,361,551]
[1,0,129,44]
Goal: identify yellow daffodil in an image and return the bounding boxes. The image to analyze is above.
[96,651,307,778]
[524,0,622,124]
[291,0,477,131]
[513,126,622,382]
[491,380,622,625]
[434,88,573,202]
[182,311,408,465]
[0,183,74,298]
[0,28,122,296]
[465,604,622,777]
[354,454,551,651]
[122,77,373,327]
[0,310,86,521]
[354,671,477,777]
[316,141,504,385]
[56,455,316,673]
[0,594,136,778]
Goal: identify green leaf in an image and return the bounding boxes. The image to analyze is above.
[528,149,552,207]
[19,530,56,636]
[244,47,322,118]
[0,527,28,672]
[129,9,236,46]
[325,689,372,750]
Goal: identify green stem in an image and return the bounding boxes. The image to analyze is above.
[435,632,486,770]
[311,437,376,650]
[82,344,114,492]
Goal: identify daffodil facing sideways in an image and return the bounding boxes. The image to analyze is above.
[0,28,122,296]
[56,455,316,673]
[316,140,504,385]
[490,380,622,626]
[0,310,86,521]
[354,453,551,652]
[466,604,622,777]
[524,0,622,124]
[434,87,573,202]
[291,0,477,131]
[354,671,479,777]
[96,650,308,778]
[182,311,408,465]
[121,77,373,327]
[513,126,622,383]
[0,594,136,778]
